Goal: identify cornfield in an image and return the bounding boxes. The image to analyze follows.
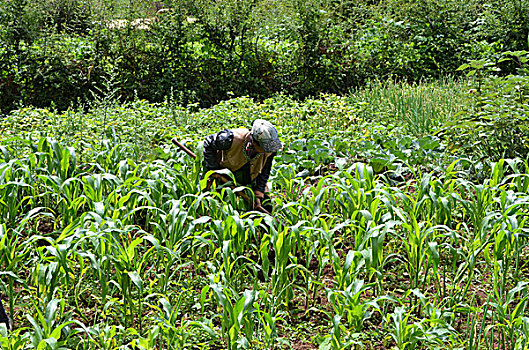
[1,88,529,349]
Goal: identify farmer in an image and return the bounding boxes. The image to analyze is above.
[202,119,282,213]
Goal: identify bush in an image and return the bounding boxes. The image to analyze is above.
[441,51,529,163]
[1,0,528,114]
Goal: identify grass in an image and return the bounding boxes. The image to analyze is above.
[349,77,468,136]
[1,79,529,349]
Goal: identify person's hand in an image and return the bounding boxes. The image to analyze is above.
[206,173,228,190]
[253,195,270,214]
[211,173,227,183]
[254,196,262,209]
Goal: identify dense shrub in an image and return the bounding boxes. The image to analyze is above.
[1,0,528,113]
[441,51,529,164]
[0,0,96,111]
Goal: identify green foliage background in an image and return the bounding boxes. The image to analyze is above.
[1,0,528,113]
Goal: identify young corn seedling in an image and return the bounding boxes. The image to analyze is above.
[326,279,378,334]
[0,325,29,350]
[485,282,529,350]
[253,290,285,349]
[154,296,217,348]
[385,305,428,350]
[270,225,302,308]
[32,262,64,305]
[401,214,438,290]
[208,281,258,350]
[27,298,85,349]
[107,231,148,329]
[0,224,30,325]
[84,324,127,350]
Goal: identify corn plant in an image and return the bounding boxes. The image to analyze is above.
[269,224,303,308]
[327,279,377,332]
[83,324,127,350]
[485,282,529,350]
[385,305,444,350]
[0,224,30,323]
[2,84,529,349]
[27,298,84,349]
[106,231,148,329]
[401,215,444,291]
[154,296,218,348]
[0,325,29,350]
[208,281,258,350]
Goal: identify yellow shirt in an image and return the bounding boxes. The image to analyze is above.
[217,128,273,181]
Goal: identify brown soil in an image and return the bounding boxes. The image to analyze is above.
[37,218,54,234]
[291,340,318,349]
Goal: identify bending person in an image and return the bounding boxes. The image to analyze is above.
[202,119,282,213]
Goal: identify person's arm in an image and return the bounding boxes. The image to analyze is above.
[202,129,234,170]
[253,152,276,197]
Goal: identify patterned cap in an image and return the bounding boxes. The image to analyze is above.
[251,119,282,152]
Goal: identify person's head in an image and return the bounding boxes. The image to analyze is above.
[250,119,282,153]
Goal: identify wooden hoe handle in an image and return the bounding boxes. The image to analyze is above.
[171,137,197,159]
